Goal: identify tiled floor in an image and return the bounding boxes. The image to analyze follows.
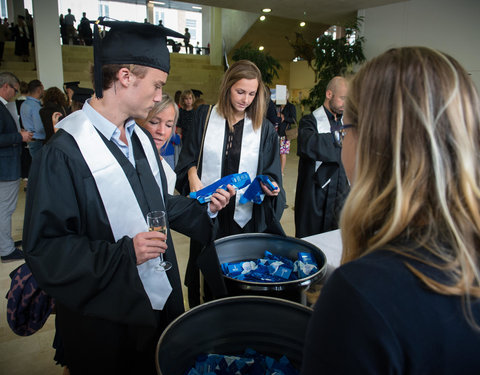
[0,152,300,374]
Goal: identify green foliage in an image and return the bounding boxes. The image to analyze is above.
[231,43,282,85]
[304,17,366,110]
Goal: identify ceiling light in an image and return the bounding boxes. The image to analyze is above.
[150,1,165,5]
[262,8,271,13]
[300,21,306,27]
[192,6,202,10]
[260,15,266,21]
[259,46,264,51]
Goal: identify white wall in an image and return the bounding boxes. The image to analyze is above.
[221,9,258,53]
[33,0,63,89]
[361,0,480,89]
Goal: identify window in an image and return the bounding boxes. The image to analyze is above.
[99,4,109,18]
[0,0,6,19]
[323,25,337,39]
[155,11,165,26]
[186,18,196,40]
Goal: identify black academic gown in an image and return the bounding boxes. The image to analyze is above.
[23,126,215,374]
[294,111,349,238]
[280,101,297,138]
[175,104,285,305]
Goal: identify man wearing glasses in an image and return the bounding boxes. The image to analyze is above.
[295,76,350,238]
[0,72,32,262]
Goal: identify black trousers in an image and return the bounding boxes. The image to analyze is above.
[56,303,165,375]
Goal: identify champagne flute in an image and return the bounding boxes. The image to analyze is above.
[146,210,172,271]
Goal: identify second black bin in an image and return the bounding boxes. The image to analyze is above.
[156,296,312,375]
[214,233,327,304]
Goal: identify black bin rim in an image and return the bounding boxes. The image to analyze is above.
[155,295,313,375]
[215,233,327,288]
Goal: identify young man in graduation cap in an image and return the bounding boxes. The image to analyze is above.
[23,19,235,374]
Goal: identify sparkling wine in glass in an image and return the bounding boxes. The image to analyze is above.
[146,210,172,271]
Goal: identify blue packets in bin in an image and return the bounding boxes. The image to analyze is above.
[186,348,299,375]
[222,250,320,282]
[239,175,278,205]
[190,172,251,204]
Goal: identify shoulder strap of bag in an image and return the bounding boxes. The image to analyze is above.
[197,104,213,170]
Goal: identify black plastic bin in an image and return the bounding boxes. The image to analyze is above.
[214,233,327,304]
[156,296,312,375]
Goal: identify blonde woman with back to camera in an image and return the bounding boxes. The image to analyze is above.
[301,47,480,374]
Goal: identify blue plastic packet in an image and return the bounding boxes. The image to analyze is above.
[258,175,278,191]
[296,261,319,278]
[296,252,317,278]
[227,262,243,274]
[239,175,278,205]
[272,264,293,280]
[298,252,318,267]
[190,172,251,204]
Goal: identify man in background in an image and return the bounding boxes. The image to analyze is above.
[0,18,10,65]
[64,8,76,43]
[294,76,350,237]
[184,27,191,53]
[0,72,32,262]
[20,79,44,158]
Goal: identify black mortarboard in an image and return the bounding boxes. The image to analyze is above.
[72,87,94,104]
[92,18,184,98]
[191,89,203,98]
[64,81,80,90]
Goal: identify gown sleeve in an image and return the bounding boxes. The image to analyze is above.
[175,104,210,195]
[297,113,339,163]
[252,119,286,234]
[23,138,156,327]
[165,193,215,244]
[283,103,297,125]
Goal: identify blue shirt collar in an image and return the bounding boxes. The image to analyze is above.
[26,96,41,104]
[82,99,136,141]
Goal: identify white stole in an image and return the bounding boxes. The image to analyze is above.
[161,158,176,195]
[201,105,261,227]
[57,111,172,310]
[313,106,340,172]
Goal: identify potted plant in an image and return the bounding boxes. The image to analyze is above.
[231,42,282,85]
[302,18,366,111]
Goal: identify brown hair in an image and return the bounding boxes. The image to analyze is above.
[43,87,68,108]
[193,98,205,110]
[180,89,194,109]
[340,47,480,325]
[217,60,266,130]
[90,64,148,92]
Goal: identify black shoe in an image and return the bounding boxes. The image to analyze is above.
[1,248,25,263]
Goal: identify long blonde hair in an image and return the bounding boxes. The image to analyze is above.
[341,47,480,317]
[217,60,266,131]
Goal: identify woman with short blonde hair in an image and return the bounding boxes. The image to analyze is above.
[136,93,180,194]
[301,47,480,374]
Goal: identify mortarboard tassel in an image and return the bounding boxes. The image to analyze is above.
[93,19,104,99]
